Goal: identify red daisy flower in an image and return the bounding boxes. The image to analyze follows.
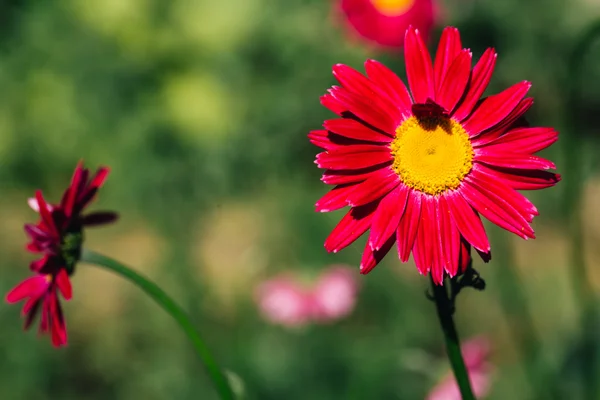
[310,26,560,284]
[337,0,435,49]
[6,162,117,347]
[6,271,72,347]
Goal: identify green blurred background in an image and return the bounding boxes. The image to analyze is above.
[0,0,599,398]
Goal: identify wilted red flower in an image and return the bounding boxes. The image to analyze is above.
[427,336,493,400]
[255,265,360,327]
[6,162,117,347]
[337,0,436,49]
[310,26,560,284]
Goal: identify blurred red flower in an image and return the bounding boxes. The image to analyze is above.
[255,265,359,327]
[6,162,117,347]
[310,26,560,283]
[336,0,436,49]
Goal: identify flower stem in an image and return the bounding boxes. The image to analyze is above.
[430,275,475,400]
[81,249,235,400]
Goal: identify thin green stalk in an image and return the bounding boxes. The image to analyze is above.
[430,275,475,400]
[563,20,600,400]
[81,248,235,400]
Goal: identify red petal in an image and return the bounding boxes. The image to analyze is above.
[27,242,41,252]
[360,234,395,275]
[310,129,387,151]
[316,145,392,170]
[324,202,378,253]
[434,27,463,94]
[368,185,409,251]
[470,167,538,219]
[321,93,347,115]
[6,275,49,303]
[55,269,72,300]
[471,98,534,146]
[436,50,472,113]
[24,224,51,241]
[35,191,59,238]
[475,152,556,170]
[75,167,90,197]
[346,168,399,207]
[453,48,497,121]
[396,191,422,262]
[364,59,413,118]
[475,127,558,154]
[88,167,110,192]
[49,294,67,347]
[81,211,119,226]
[328,86,398,134]
[332,64,403,125]
[315,184,357,213]
[30,255,50,272]
[63,162,85,217]
[458,240,474,273]
[461,180,534,239]
[413,196,435,278]
[476,164,560,190]
[428,198,446,284]
[438,197,460,277]
[463,81,531,137]
[78,167,110,210]
[24,300,41,330]
[308,130,333,150]
[39,299,49,333]
[22,296,40,316]
[321,164,389,185]
[446,191,490,253]
[324,119,392,142]
[404,27,434,104]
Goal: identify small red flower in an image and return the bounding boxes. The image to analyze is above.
[311,26,560,283]
[336,0,436,49]
[6,162,117,347]
[6,271,71,347]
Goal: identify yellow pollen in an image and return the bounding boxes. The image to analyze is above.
[390,116,473,196]
[370,0,415,16]
[44,274,52,283]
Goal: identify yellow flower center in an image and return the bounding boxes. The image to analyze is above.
[370,0,415,16]
[390,116,473,196]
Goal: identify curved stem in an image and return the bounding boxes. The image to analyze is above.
[81,248,235,400]
[430,275,475,400]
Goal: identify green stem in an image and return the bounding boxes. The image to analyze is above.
[81,248,235,400]
[430,275,475,400]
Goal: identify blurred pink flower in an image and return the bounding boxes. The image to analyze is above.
[255,276,313,327]
[311,266,359,322]
[427,337,493,400]
[255,266,359,327]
